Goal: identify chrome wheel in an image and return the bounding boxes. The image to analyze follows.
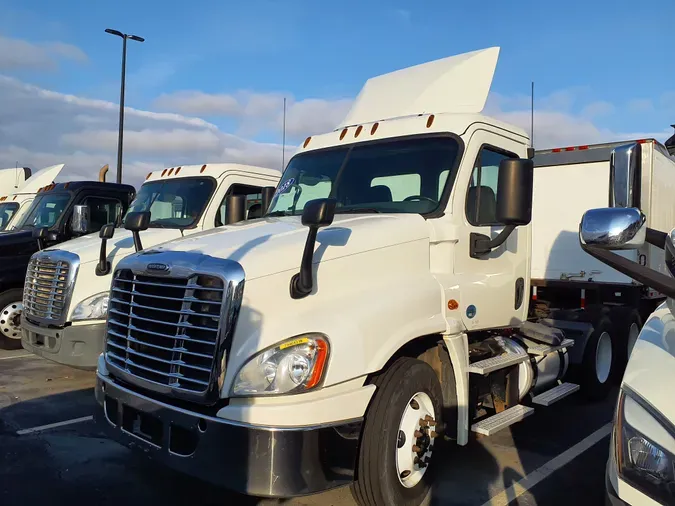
[0,301,23,340]
[396,392,436,488]
[595,331,613,384]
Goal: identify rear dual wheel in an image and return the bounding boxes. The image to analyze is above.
[351,357,444,506]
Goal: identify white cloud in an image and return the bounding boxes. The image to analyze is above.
[0,35,87,70]
[153,90,353,140]
[0,76,290,190]
[581,101,614,118]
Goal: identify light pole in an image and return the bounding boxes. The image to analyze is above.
[105,28,144,184]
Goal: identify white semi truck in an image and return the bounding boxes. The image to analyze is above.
[20,163,280,368]
[0,166,31,195]
[0,164,65,231]
[83,48,675,505]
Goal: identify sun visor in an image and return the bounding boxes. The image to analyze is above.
[338,47,500,128]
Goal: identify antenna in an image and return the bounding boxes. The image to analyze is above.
[281,97,287,170]
[530,81,535,148]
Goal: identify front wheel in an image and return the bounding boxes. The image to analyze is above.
[0,289,25,350]
[351,358,443,506]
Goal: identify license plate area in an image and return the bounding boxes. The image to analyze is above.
[122,405,163,447]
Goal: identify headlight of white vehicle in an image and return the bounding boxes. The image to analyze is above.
[231,334,329,396]
[615,388,675,504]
[71,292,110,321]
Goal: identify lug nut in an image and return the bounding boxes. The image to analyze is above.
[430,431,438,438]
[412,445,421,453]
[414,430,423,438]
[419,419,429,427]
[425,415,433,421]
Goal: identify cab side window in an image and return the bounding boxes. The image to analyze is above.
[466,147,516,226]
[84,196,124,231]
[215,184,264,227]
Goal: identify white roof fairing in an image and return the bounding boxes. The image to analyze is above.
[337,47,500,128]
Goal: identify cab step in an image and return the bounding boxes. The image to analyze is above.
[524,338,575,356]
[468,352,529,375]
[471,405,534,436]
[531,382,580,406]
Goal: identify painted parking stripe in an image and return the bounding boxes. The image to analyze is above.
[482,422,613,506]
[16,415,94,435]
[0,353,35,361]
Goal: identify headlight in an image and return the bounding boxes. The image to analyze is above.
[615,389,675,504]
[232,334,329,396]
[71,292,109,321]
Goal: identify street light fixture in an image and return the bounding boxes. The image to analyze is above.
[105,28,145,184]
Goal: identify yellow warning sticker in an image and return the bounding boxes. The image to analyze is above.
[279,337,309,350]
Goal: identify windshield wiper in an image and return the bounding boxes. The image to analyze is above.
[335,207,381,214]
[266,210,291,217]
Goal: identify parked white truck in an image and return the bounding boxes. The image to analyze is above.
[0,164,64,231]
[21,163,280,368]
[577,205,675,504]
[87,48,675,505]
[0,166,31,195]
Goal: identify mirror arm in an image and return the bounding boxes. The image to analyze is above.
[582,244,675,299]
[290,227,318,299]
[470,224,516,259]
[95,238,111,276]
[132,232,143,253]
[646,228,667,249]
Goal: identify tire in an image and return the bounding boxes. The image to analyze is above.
[624,309,642,363]
[0,288,24,350]
[579,316,615,400]
[351,357,444,506]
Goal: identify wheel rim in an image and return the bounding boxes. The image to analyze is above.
[396,392,436,488]
[627,323,640,359]
[0,301,23,340]
[595,331,612,384]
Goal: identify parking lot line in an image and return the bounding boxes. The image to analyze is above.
[0,353,34,361]
[16,415,94,435]
[481,422,613,506]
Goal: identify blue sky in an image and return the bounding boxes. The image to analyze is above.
[0,0,674,186]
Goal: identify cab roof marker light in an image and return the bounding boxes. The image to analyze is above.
[200,164,207,173]
[426,114,435,128]
[339,128,348,140]
[354,125,363,138]
[175,167,181,175]
[146,172,152,180]
[161,169,167,177]
[371,122,379,135]
[168,168,174,176]
[303,136,312,148]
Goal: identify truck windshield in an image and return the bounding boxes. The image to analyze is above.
[17,193,71,230]
[0,202,19,231]
[267,136,460,216]
[125,177,215,229]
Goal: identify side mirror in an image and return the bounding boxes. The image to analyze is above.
[470,158,533,258]
[225,194,247,225]
[124,211,150,252]
[609,143,641,208]
[496,158,534,226]
[580,207,646,250]
[261,186,276,215]
[290,198,337,299]
[71,204,91,235]
[96,223,115,276]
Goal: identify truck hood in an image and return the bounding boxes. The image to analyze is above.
[623,300,675,423]
[15,164,64,194]
[54,228,187,267]
[151,213,430,280]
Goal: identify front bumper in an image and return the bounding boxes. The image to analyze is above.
[605,461,629,506]
[95,373,362,497]
[21,317,105,370]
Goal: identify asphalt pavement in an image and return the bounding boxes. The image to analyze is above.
[0,347,614,506]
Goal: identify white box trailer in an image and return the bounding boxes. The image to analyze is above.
[531,140,675,365]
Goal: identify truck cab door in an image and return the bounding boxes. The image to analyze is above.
[453,133,531,330]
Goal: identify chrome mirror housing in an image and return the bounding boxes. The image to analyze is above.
[71,204,91,235]
[580,207,646,250]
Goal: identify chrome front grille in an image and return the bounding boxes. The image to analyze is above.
[105,268,227,397]
[23,251,79,326]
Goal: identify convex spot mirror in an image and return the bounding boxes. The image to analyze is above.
[580,207,646,250]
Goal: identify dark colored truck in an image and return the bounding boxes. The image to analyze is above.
[0,180,135,349]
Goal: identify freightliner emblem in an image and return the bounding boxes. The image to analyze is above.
[147,263,169,272]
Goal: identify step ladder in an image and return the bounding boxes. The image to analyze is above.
[532,382,579,406]
[467,352,529,375]
[471,405,534,436]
